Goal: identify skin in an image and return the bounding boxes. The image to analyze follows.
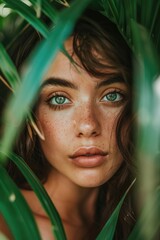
[36,38,128,188]
[0,38,129,240]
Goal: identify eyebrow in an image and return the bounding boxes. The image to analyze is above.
[96,76,125,89]
[41,77,78,90]
[41,75,124,90]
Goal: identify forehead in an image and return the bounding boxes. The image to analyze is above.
[41,37,127,91]
[44,37,121,84]
[44,38,75,79]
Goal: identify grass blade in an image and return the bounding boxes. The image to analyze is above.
[101,1,160,57]
[106,0,119,24]
[0,0,92,160]
[127,188,160,240]
[0,165,41,240]
[29,0,42,18]
[29,0,58,22]
[2,0,49,38]
[0,233,8,240]
[96,179,136,240]
[131,19,160,240]
[0,43,20,90]
[55,0,69,7]
[0,151,66,240]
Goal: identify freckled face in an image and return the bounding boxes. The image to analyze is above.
[36,38,128,188]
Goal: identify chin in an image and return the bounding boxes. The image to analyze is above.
[73,171,112,188]
[76,179,108,188]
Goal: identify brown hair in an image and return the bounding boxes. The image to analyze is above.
[6,10,136,239]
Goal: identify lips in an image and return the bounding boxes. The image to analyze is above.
[69,147,108,168]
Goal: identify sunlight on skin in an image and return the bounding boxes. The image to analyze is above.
[37,38,128,188]
[0,38,129,240]
[20,38,129,239]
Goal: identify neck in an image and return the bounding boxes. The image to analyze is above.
[44,169,99,225]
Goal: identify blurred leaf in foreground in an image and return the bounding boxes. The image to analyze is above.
[0,0,92,162]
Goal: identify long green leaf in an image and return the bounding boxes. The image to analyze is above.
[127,188,160,240]
[2,0,49,38]
[0,0,92,160]
[101,1,160,55]
[107,0,119,23]
[131,20,160,151]
[29,0,58,22]
[149,1,160,38]
[131,19,160,240]
[96,179,136,240]
[29,0,42,18]
[0,233,8,240]
[55,0,69,7]
[0,151,66,240]
[0,43,20,89]
[0,166,41,240]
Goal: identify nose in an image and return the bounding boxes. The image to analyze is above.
[74,104,101,138]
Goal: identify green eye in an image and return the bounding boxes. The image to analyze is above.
[50,95,70,105]
[102,92,123,102]
[55,96,65,104]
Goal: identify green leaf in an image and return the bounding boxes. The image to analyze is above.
[0,166,41,240]
[0,233,9,240]
[96,179,136,240]
[0,42,20,90]
[127,188,160,240]
[109,0,119,23]
[89,0,103,12]
[29,0,42,18]
[101,1,160,55]
[139,0,158,29]
[131,20,160,151]
[0,0,92,160]
[2,0,49,38]
[29,0,58,22]
[55,0,70,7]
[0,151,66,240]
[102,0,119,24]
[131,19,160,240]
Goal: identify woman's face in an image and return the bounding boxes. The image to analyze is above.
[36,38,128,188]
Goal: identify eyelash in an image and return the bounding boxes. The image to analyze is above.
[46,89,127,110]
[46,93,71,110]
[101,90,127,105]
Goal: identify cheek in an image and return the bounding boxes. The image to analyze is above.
[102,110,124,157]
[36,110,71,145]
[102,109,119,137]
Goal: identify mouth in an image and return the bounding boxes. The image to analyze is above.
[69,147,108,168]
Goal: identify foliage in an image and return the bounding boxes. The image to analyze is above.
[0,0,160,239]
[0,165,41,240]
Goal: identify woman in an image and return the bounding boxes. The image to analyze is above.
[0,9,135,240]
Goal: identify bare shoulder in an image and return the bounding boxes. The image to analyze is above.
[0,214,13,239]
[21,189,56,240]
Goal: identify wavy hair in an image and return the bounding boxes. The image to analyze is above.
[6,9,136,239]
